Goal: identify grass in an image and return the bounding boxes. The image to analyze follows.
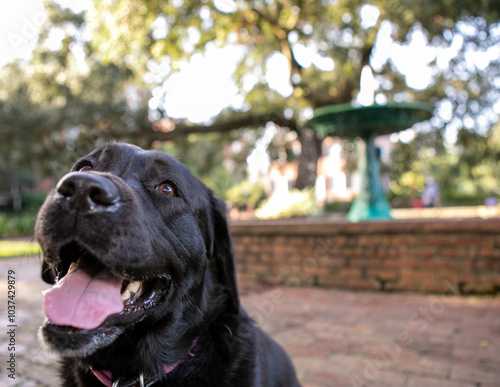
[0,240,41,258]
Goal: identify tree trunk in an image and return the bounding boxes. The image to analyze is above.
[295,128,322,190]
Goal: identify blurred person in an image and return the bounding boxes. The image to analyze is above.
[422,177,440,208]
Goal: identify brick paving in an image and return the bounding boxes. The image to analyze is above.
[1,255,500,386]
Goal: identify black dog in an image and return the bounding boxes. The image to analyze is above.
[36,142,300,387]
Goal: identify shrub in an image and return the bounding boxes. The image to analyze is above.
[0,210,37,238]
[255,188,320,219]
[323,201,352,214]
[226,180,267,210]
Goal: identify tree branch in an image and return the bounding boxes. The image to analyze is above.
[147,111,299,141]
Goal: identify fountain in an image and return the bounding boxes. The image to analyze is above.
[308,66,433,222]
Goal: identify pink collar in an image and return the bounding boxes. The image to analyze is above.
[90,338,197,387]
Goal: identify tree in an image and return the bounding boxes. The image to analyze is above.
[84,0,500,187]
[383,129,454,205]
[453,121,500,199]
[1,0,499,195]
[0,4,152,183]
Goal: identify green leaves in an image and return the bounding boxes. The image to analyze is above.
[1,0,499,197]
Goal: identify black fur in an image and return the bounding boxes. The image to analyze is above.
[36,142,300,387]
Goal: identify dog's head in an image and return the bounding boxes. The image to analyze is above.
[36,143,239,367]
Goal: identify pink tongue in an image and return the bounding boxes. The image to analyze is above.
[43,264,124,330]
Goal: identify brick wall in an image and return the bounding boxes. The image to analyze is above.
[229,218,500,294]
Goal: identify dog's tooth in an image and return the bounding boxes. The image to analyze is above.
[68,262,77,273]
[121,289,131,301]
[67,258,82,274]
[126,281,142,293]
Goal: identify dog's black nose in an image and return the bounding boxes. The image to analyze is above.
[56,172,120,211]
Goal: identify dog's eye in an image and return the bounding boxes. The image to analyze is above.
[157,182,175,197]
[78,165,93,172]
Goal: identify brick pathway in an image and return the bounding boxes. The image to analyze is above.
[1,255,499,387]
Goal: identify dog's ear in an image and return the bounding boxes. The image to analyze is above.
[41,260,58,284]
[209,196,240,314]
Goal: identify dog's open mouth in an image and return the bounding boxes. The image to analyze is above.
[43,242,171,331]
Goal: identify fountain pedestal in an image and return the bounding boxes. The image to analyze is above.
[308,102,433,222]
[347,134,392,221]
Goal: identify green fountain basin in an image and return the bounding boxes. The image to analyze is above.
[310,102,434,138]
[308,102,433,222]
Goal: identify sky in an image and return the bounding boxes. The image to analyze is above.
[0,0,45,67]
[0,0,91,66]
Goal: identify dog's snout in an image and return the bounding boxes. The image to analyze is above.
[57,172,120,210]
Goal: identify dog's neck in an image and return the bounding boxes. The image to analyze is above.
[90,338,198,387]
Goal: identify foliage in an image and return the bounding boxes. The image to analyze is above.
[0,210,38,239]
[83,0,500,188]
[440,190,492,207]
[226,180,267,210]
[19,192,48,209]
[454,122,500,197]
[1,0,499,208]
[384,129,452,198]
[384,121,500,206]
[323,201,352,214]
[0,192,46,239]
[0,3,153,185]
[255,188,320,219]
